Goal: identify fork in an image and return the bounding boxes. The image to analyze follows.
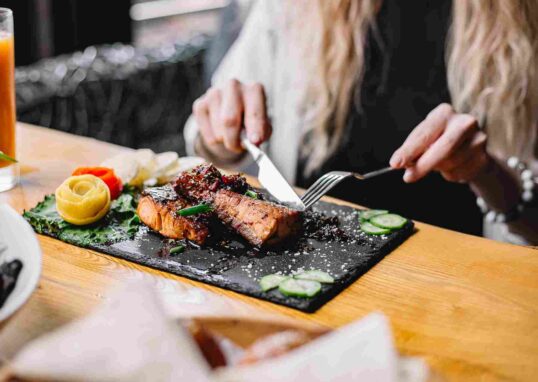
[301,166,398,209]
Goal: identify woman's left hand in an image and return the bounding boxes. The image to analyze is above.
[390,103,491,183]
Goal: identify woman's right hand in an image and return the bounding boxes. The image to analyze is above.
[192,79,272,156]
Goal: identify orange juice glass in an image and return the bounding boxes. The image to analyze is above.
[0,8,17,192]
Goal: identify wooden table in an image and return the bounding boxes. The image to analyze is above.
[1,123,537,381]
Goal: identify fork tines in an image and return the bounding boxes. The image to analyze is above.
[301,172,350,209]
[300,167,396,209]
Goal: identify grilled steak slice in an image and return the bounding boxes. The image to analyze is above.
[175,164,301,246]
[213,190,301,246]
[174,163,250,203]
[137,185,209,244]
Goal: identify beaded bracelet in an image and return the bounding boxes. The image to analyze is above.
[476,156,537,223]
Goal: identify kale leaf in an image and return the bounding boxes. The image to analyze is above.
[23,192,141,248]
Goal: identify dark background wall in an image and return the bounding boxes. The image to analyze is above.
[0,0,131,66]
[5,0,242,158]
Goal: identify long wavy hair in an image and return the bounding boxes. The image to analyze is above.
[288,0,538,176]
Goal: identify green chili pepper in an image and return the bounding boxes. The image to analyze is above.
[170,245,185,254]
[245,190,258,199]
[177,204,213,216]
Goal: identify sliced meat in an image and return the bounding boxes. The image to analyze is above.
[174,163,250,203]
[214,190,301,246]
[175,164,302,246]
[137,185,209,244]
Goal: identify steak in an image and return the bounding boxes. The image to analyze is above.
[137,185,210,244]
[174,164,302,246]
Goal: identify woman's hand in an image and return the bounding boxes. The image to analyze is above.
[390,103,491,183]
[192,79,272,156]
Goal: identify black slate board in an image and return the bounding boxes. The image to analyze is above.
[36,198,414,312]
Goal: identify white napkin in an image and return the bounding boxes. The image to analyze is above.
[214,313,428,382]
[11,282,428,382]
[12,282,212,382]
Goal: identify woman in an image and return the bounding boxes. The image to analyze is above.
[185,0,538,245]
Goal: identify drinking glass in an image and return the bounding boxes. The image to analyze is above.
[0,8,17,192]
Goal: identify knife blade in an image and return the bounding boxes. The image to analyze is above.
[241,138,305,211]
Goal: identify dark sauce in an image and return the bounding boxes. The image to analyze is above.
[302,211,349,242]
[156,236,210,258]
[0,259,23,308]
[185,210,349,275]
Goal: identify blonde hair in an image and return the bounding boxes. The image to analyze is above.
[288,0,538,175]
[448,0,538,159]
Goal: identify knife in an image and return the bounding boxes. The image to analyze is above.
[241,137,305,211]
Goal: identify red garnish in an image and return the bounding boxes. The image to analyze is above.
[72,167,123,199]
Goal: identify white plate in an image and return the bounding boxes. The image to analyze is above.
[0,204,42,323]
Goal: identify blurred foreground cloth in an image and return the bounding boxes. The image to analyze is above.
[11,282,212,382]
[10,282,429,382]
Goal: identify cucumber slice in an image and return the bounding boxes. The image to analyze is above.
[359,209,388,222]
[360,221,391,235]
[295,270,334,284]
[278,278,322,298]
[259,274,289,292]
[370,213,408,230]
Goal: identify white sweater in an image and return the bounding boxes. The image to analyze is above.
[184,0,537,246]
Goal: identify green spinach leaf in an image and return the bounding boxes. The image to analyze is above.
[23,192,141,248]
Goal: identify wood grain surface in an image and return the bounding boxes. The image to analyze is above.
[1,123,537,381]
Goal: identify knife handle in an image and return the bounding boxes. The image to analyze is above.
[241,136,263,162]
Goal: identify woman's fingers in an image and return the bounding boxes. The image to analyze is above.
[242,83,272,145]
[436,131,487,173]
[390,102,488,184]
[438,131,488,182]
[440,149,489,183]
[220,79,244,153]
[206,88,223,144]
[390,103,454,168]
[403,114,478,182]
[192,96,216,145]
[193,80,270,153]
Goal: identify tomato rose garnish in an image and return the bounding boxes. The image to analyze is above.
[72,167,123,199]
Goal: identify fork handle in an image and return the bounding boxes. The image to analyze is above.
[355,166,397,180]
